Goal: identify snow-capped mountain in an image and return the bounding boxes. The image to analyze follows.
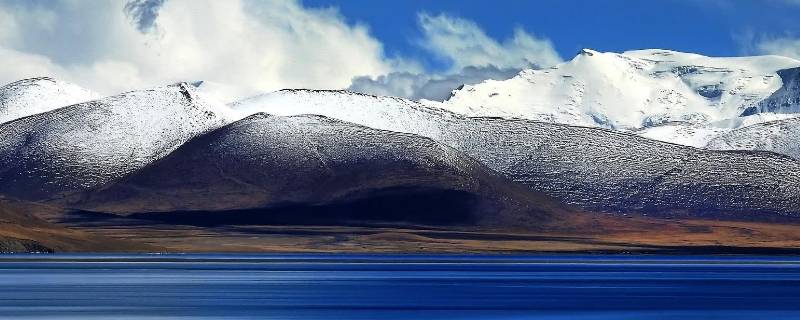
[0,83,232,201]
[0,77,99,125]
[434,49,800,147]
[2,69,800,219]
[79,113,565,228]
[233,89,800,216]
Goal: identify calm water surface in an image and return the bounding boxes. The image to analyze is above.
[0,254,799,319]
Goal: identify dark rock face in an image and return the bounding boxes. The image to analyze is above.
[75,114,566,229]
[696,85,723,100]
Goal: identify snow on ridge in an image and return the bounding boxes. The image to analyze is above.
[0,77,100,125]
[231,88,459,139]
[623,48,800,69]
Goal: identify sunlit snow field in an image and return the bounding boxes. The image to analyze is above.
[0,254,799,319]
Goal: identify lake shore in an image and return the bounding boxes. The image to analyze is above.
[49,215,800,254]
[4,198,800,254]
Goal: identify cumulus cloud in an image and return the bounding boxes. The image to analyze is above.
[347,13,560,101]
[418,13,561,71]
[349,65,531,101]
[1,2,562,103]
[0,0,402,101]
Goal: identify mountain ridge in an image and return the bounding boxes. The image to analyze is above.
[72,112,572,230]
[434,48,800,149]
[232,89,800,217]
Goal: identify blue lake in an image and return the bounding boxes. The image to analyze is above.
[0,254,799,319]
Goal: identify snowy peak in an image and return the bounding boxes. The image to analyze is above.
[440,49,800,131]
[0,77,99,125]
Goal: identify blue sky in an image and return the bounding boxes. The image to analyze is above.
[1,0,799,101]
[303,0,800,70]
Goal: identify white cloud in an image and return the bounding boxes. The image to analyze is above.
[417,13,562,71]
[0,2,562,103]
[0,0,402,101]
[346,13,560,101]
[754,36,800,60]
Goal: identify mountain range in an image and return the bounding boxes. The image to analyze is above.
[2,48,800,252]
[437,49,800,150]
[232,89,800,217]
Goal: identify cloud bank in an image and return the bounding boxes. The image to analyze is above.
[0,2,561,102]
[348,13,561,101]
[418,13,561,71]
[0,0,402,101]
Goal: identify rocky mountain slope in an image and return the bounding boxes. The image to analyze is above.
[233,89,800,217]
[76,114,568,229]
[0,83,232,201]
[0,77,99,125]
